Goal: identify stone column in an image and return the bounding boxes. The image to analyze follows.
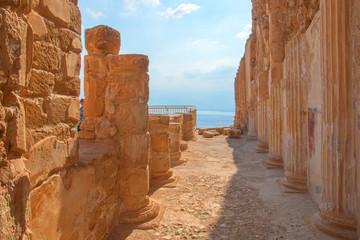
[265,0,286,168]
[149,114,177,187]
[182,113,194,141]
[256,98,269,153]
[169,122,182,165]
[281,33,308,193]
[247,108,257,140]
[82,26,160,225]
[314,1,358,238]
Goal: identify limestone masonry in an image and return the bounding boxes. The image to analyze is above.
[233,0,360,239]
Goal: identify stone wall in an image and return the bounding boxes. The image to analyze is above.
[0,3,161,239]
[0,0,80,239]
[234,0,360,238]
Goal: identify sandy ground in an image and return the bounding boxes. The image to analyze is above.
[110,134,335,240]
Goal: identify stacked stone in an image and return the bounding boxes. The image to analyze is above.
[170,114,183,139]
[169,122,182,165]
[149,114,177,187]
[81,26,160,225]
[0,1,81,239]
[182,113,194,141]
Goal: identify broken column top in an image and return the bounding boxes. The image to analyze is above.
[85,25,121,55]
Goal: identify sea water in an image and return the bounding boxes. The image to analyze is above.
[196,110,235,128]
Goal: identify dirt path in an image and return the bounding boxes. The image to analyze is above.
[111,134,327,240]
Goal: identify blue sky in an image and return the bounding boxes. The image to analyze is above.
[78,0,252,112]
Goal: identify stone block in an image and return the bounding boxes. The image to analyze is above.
[54,75,80,96]
[40,0,71,26]
[69,3,81,34]
[84,74,107,98]
[23,98,47,128]
[83,97,104,118]
[120,167,149,210]
[43,95,73,124]
[148,114,170,133]
[0,9,33,87]
[180,141,188,151]
[119,133,149,168]
[85,25,121,55]
[216,127,225,134]
[23,136,72,187]
[150,132,169,153]
[227,129,242,138]
[33,41,62,73]
[63,51,81,78]
[23,69,55,96]
[108,54,149,73]
[2,93,27,154]
[95,118,117,139]
[84,55,109,74]
[66,97,80,123]
[107,72,149,104]
[203,131,217,138]
[198,128,207,135]
[70,37,82,53]
[115,103,148,135]
[150,152,170,173]
[27,10,47,40]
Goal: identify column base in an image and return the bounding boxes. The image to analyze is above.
[246,133,257,141]
[170,151,186,166]
[256,141,269,153]
[265,154,283,169]
[170,151,181,162]
[313,211,357,240]
[119,199,161,226]
[280,171,308,193]
[151,170,178,188]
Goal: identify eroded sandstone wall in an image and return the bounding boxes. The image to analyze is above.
[0,0,81,239]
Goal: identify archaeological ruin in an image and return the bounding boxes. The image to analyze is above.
[234,0,360,239]
[0,0,359,239]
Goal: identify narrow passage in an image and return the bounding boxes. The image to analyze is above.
[112,134,320,240]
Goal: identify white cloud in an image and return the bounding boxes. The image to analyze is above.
[124,0,160,12]
[236,23,252,39]
[86,8,104,20]
[161,3,200,18]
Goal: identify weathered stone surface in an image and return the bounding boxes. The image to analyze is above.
[33,41,62,73]
[227,129,241,139]
[63,51,81,78]
[150,132,169,153]
[23,98,47,128]
[23,69,55,96]
[95,118,117,139]
[27,10,47,39]
[115,103,148,134]
[119,133,149,168]
[0,8,33,87]
[66,97,80,122]
[39,0,71,26]
[43,95,74,125]
[85,25,121,55]
[180,141,188,151]
[23,136,75,187]
[203,131,215,138]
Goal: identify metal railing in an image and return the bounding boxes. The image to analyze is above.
[148,105,197,128]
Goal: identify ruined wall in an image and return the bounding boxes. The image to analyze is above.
[234,0,360,238]
[0,0,81,239]
[233,57,247,130]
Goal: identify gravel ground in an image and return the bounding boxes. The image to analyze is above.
[110,134,331,240]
